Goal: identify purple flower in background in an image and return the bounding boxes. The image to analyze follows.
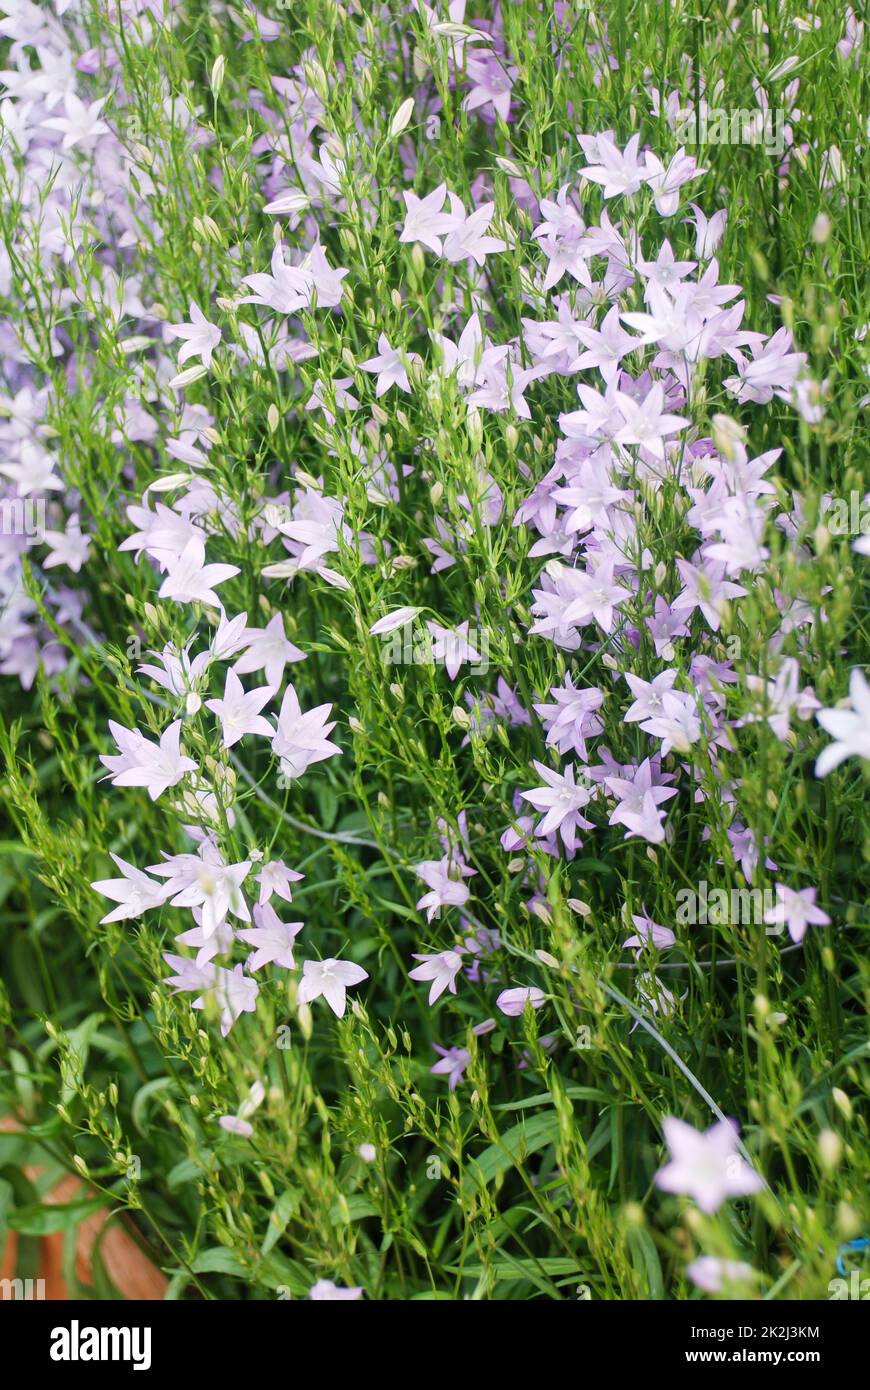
[763,884,830,944]
[162,953,215,997]
[639,690,702,757]
[41,91,108,150]
[622,911,676,956]
[409,948,465,1004]
[238,903,304,970]
[219,1081,265,1139]
[535,676,604,759]
[497,986,545,1017]
[443,200,506,267]
[43,513,91,572]
[613,380,687,459]
[687,204,727,258]
[415,855,474,922]
[654,1117,764,1213]
[425,620,485,679]
[723,327,806,405]
[166,857,253,937]
[623,670,678,723]
[309,1280,363,1301]
[175,915,234,968]
[687,1257,754,1293]
[219,1114,254,1138]
[464,51,515,121]
[606,758,678,844]
[430,1044,470,1090]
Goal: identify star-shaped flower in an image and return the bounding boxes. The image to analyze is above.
[237,903,304,970]
[654,1117,764,1213]
[815,668,870,776]
[158,534,240,609]
[296,958,369,1017]
[206,668,274,748]
[763,884,830,944]
[166,302,222,368]
[99,719,197,801]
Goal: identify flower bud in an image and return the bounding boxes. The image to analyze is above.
[210,55,226,96]
[818,1129,842,1172]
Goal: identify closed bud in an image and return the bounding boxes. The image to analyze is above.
[832,1088,852,1120]
[837,1201,861,1238]
[210,55,226,96]
[389,96,415,139]
[623,1201,645,1228]
[712,413,745,460]
[811,212,831,244]
[297,1000,313,1040]
[825,146,845,184]
[495,155,523,178]
[818,1129,842,1172]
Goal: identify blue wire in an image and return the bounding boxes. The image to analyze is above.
[836,1237,870,1277]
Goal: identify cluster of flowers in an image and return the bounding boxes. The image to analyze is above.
[0,0,112,684]
[91,600,371,1034]
[2,0,867,1297]
[4,0,863,1056]
[384,137,858,1032]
